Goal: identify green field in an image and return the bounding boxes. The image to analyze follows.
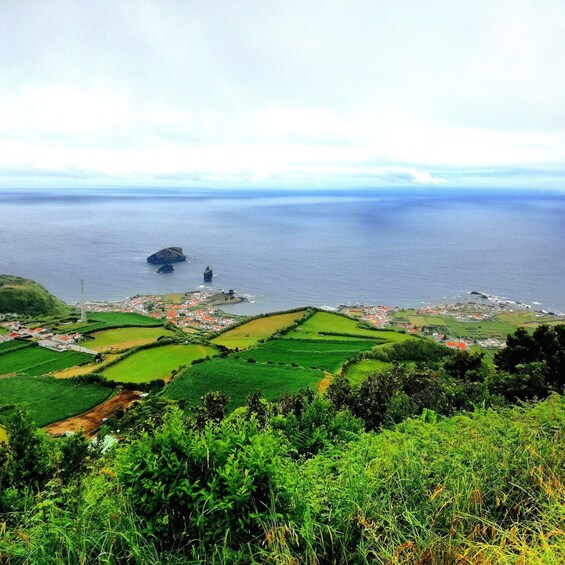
[212,310,307,349]
[62,312,164,334]
[85,326,175,351]
[237,338,377,372]
[166,357,323,410]
[0,339,32,354]
[0,346,92,377]
[0,376,113,427]
[342,358,393,385]
[393,308,565,341]
[287,311,413,343]
[100,344,217,383]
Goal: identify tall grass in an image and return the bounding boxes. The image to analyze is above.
[266,394,565,563]
[1,396,564,563]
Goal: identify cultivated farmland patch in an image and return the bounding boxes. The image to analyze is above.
[84,326,175,351]
[287,311,413,343]
[237,338,376,372]
[0,375,113,427]
[100,344,217,383]
[342,358,393,385]
[212,310,307,349]
[0,346,92,377]
[165,357,323,410]
[0,339,32,354]
[63,312,164,334]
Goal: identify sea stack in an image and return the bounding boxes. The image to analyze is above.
[156,264,174,274]
[146,247,187,264]
[203,266,213,282]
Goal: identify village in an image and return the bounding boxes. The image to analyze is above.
[337,297,565,351]
[3,287,564,355]
[0,289,246,354]
[79,289,242,333]
[0,322,97,354]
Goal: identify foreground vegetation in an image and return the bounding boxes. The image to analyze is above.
[1,392,564,563]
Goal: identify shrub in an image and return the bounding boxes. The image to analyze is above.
[117,409,287,548]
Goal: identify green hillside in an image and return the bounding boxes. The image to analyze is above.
[0,275,72,317]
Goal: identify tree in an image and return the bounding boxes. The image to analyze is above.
[3,407,52,489]
[494,327,538,372]
[444,350,485,382]
[351,367,404,430]
[193,391,230,428]
[494,324,565,395]
[487,362,548,402]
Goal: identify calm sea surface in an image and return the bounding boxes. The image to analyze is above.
[2,188,565,314]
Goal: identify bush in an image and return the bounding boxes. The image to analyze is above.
[117,409,287,548]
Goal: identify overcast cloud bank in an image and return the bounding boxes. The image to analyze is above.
[1,1,564,189]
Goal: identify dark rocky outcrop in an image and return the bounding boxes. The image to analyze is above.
[147,247,187,264]
[157,264,175,274]
[204,266,213,282]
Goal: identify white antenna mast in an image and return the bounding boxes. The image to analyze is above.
[80,279,87,323]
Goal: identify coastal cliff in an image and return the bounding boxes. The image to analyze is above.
[0,274,72,317]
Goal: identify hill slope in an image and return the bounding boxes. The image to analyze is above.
[0,275,72,317]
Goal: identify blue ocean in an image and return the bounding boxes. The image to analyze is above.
[2,188,565,314]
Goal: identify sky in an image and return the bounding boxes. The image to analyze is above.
[1,0,564,190]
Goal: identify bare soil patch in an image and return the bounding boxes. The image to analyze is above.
[44,390,142,436]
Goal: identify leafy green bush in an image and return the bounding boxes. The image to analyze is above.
[117,408,287,548]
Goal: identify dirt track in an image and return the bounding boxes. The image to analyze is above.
[44,390,142,436]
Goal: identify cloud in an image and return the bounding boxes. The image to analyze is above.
[0,1,564,189]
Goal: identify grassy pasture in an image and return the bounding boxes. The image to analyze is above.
[212,310,307,349]
[84,326,175,351]
[166,357,323,410]
[0,346,92,377]
[62,312,164,334]
[54,354,121,378]
[100,344,217,383]
[407,315,429,327]
[237,338,376,372]
[0,376,112,427]
[0,339,32,354]
[287,311,413,343]
[342,358,393,385]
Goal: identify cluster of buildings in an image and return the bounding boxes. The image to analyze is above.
[338,305,394,328]
[0,322,95,354]
[81,290,239,333]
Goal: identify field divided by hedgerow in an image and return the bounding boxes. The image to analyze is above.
[286,311,412,342]
[0,339,32,354]
[342,358,393,384]
[212,310,307,349]
[84,326,175,351]
[0,375,113,426]
[0,346,92,377]
[236,338,377,372]
[165,357,323,409]
[100,344,217,383]
[63,312,164,334]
